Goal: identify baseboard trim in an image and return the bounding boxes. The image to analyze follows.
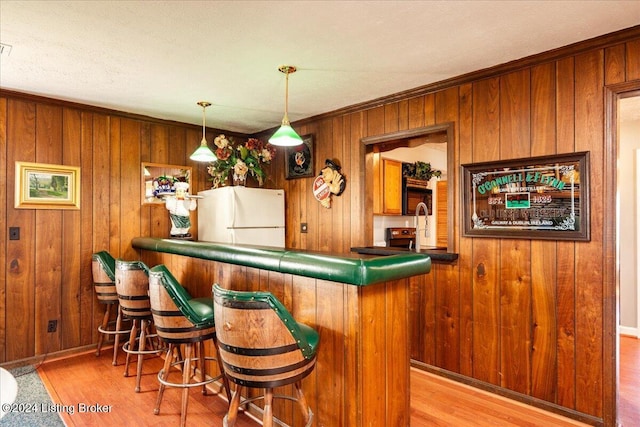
[619,325,639,338]
[0,344,97,370]
[410,360,603,427]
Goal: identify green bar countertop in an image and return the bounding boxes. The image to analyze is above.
[132,237,431,286]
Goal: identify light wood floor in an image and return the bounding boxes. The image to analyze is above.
[36,336,640,426]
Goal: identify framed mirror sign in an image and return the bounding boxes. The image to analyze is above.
[462,152,590,241]
[141,162,192,205]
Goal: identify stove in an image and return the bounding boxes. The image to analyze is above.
[385,227,416,249]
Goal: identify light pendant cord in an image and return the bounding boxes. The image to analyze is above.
[282,70,290,125]
[201,104,206,143]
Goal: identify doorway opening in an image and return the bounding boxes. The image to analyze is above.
[608,82,640,426]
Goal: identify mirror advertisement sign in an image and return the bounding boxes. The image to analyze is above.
[462,152,590,241]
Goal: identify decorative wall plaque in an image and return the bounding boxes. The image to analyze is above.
[462,152,590,241]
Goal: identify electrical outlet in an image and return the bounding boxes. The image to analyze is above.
[300,223,308,233]
[9,227,20,240]
[47,320,57,333]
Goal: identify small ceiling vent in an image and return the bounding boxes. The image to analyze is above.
[0,43,13,56]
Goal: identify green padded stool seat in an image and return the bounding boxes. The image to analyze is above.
[213,284,319,427]
[115,259,164,393]
[92,251,131,366]
[149,265,230,427]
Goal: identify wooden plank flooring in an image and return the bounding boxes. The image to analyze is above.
[619,335,640,427]
[36,336,640,426]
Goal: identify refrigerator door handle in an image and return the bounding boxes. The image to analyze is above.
[231,190,237,228]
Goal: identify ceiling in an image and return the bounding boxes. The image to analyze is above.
[1,1,639,135]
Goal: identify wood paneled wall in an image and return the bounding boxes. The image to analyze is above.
[259,28,640,426]
[0,96,241,363]
[2,26,639,426]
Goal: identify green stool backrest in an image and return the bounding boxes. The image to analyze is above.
[92,251,116,281]
[149,264,212,327]
[212,284,315,360]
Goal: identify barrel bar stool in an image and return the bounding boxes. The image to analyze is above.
[115,259,164,393]
[149,265,231,427]
[212,284,319,427]
[92,251,131,366]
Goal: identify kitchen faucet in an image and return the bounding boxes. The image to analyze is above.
[414,202,429,253]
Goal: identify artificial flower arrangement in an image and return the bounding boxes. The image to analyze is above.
[402,161,442,181]
[207,134,276,188]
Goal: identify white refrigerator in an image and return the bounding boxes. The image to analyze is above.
[197,187,285,248]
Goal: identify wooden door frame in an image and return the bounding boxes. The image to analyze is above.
[605,80,640,426]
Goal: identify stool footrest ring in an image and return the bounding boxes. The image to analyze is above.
[223,394,314,427]
[122,334,166,355]
[157,356,225,389]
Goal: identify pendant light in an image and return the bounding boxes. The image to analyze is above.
[269,65,303,147]
[189,101,217,162]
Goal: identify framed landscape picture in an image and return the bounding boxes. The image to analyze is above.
[285,134,314,179]
[15,161,81,209]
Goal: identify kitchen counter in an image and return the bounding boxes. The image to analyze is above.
[351,245,459,262]
[132,237,431,286]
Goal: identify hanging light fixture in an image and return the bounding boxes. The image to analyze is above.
[189,101,217,162]
[269,65,303,147]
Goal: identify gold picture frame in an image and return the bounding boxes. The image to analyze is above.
[15,161,81,210]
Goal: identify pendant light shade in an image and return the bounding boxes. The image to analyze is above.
[269,65,303,147]
[190,101,217,162]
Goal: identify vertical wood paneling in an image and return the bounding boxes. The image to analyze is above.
[80,112,95,346]
[361,282,386,425]
[349,112,365,249]
[108,116,121,258]
[61,108,82,350]
[605,44,626,84]
[317,118,333,252]
[627,39,640,80]
[458,83,474,377]
[367,106,385,136]
[424,93,436,126]
[6,99,36,361]
[331,116,344,252]
[341,115,353,253]
[434,87,461,372]
[139,122,152,239]
[315,279,344,427]
[0,98,6,362]
[398,99,409,130]
[530,62,558,402]
[499,70,532,394]
[384,103,399,133]
[471,77,501,385]
[574,50,605,418]
[385,279,410,427]
[555,56,577,409]
[92,114,110,252]
[34,104,63,354]
[90,113,109,344]
[408,96,425,128]
[119,119,142,259]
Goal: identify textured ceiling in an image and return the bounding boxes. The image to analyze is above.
[1,1,639,134]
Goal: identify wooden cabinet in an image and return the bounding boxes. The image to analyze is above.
[374,158,402,215]
[436,180,447,247]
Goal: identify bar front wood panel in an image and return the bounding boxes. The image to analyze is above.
[138,250,410,427]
